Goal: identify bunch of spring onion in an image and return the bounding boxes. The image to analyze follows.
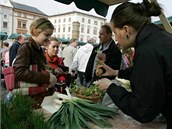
[49,88,117,129]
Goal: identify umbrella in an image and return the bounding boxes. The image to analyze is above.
[0,32,8,48]
[77,41,87,46]
[58,38,70,43]
[8,33,20,39]
[54,0,129,17]
[24,34,32,38]
[0,32,8,40]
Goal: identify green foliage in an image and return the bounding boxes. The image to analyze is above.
[71,84,103,97]
[1,92,50,129]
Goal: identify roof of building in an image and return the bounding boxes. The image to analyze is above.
[49,11,106,20]
[11,1,47,16]
[154,16,172,25]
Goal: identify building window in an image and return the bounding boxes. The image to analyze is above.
[17,20,26,29]
[88,19,91,24]
[59,19,61,23]
[93,27,97,35]
[63,27,65,32]
[68,27,71,32]
[81,25,84,33]
[58,27,60,32]
[69,17,71,22]
[4,15,7,19]
[22,22,26,29]
[23,13,27,18]
[18,13,21,17]
[54,19,56,23]
[3,22,8,28]
[63,18,66,23]
[94,21,98,25]
[100,22,104,26]
[18,21,21,28]
[87,26,90,33]
[82,18,85,23]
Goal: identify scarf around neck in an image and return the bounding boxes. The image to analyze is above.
[45,52,63,69]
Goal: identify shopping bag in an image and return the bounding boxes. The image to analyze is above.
[2,65,49,95]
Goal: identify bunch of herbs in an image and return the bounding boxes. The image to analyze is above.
[1,92,50,129]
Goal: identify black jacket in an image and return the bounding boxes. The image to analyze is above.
[85,39,122,84]
[107,24,172,127]
[9,41,20,66]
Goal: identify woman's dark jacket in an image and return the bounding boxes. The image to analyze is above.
[107,24,172,127]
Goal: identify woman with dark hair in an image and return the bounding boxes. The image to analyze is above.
[96,0,172,128]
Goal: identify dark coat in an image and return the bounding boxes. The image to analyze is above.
[107,24,172,127]
[9,41,20,66]
[85,39,122,84]
[13,37,50,84]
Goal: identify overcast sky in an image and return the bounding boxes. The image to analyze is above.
[1,0,172,22]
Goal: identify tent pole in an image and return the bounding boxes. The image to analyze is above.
[159,13,172,34]
[152,0,172,34]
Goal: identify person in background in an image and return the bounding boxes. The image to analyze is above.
[57,42,63,58]
[1,42,10,68]
[9,34,26,66]
[62,38,78,73]
[71,40,93,86]
[85,24,122,87]
[13,17,57,93]
[96,1,172,128]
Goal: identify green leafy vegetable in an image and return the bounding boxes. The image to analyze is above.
[49,98,117,129]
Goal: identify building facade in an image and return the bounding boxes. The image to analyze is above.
[1,1,107,43]
[0,0,13,35]
[0,0,47,35]
[49,11,106,43]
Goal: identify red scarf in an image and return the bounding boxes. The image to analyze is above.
[45,52,66,84]
[45,52,63,69]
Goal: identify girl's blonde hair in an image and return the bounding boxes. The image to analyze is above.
[30,17,54,36]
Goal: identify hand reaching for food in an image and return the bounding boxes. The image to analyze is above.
[96,62,119,77]
[94,78,112,92]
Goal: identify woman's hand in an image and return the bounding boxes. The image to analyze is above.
[97,62,119,77]
[95,78,112,92]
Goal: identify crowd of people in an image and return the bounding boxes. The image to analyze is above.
[1,0,172,128]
